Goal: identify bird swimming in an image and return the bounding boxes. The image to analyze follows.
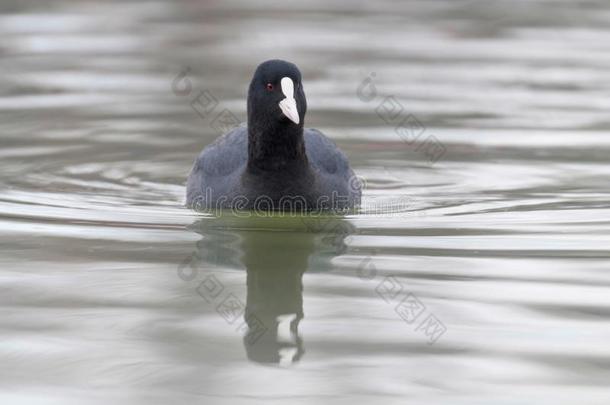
[186,59,361,213]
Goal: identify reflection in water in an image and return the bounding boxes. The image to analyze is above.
[191,214,354,365]
[241,229,309,364]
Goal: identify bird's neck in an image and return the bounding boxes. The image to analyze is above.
[247,119,308,172]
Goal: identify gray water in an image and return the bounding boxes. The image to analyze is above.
[1,0,610,404]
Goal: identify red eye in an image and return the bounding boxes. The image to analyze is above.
[266,83,274,91]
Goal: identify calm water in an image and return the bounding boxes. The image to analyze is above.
[1,0,610,404]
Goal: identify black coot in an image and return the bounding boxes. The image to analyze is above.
[186,59,361,212]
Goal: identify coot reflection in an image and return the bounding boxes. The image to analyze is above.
[189,215,354,365]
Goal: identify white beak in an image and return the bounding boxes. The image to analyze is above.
[279,77,300,125]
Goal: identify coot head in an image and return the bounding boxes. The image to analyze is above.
[247,59,307,129]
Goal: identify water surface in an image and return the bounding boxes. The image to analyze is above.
[1,0,610,404]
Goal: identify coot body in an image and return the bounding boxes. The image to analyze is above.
[186,60,361,212]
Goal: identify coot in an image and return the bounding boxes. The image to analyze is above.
[186,59,361,212]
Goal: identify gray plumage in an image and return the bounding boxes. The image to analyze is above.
[186,60,361,212]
